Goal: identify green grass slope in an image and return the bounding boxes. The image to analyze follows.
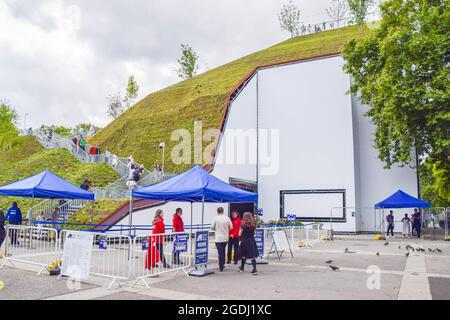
[91,25,369,173]
[0,136,120,214]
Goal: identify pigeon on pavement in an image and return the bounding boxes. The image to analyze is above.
[325,260,334,264]
[405,252,410,257]
[384,242,389,246]
[329,265,339,271]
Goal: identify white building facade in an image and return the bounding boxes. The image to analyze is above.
[118,55,418,233]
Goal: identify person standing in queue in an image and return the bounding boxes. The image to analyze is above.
[386,211,395,238]
[0,210,6,250]
[5,202,22,245]
[413,208,422,238]
[211,207,233,272]
[172,208,184,265]
[227,210,241,265]
[152,209,170,268]
[238,212,258,275]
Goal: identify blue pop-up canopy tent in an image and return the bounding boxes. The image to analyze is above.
[0,170,94,200]
[374,190,430,238]
[133,165,258,203]
[375,190,430,209]
[0,169,95,224]
[132,165,258,276]
[132,164,258,227]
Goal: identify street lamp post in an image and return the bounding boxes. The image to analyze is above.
[159,142,165,176]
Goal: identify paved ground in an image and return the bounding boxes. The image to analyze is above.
[0,235,449,300]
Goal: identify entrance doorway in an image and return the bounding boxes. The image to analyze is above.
[229,178,257,218]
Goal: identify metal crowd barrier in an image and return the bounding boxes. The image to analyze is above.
[130,232,192,288]
[0,225,59,275]
[58,230,132,289]
[257,225,332,258]
[0,224,334,289]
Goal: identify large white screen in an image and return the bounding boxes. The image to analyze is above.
[283,192,343,219]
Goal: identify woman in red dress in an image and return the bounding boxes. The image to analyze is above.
[152,209,170,268]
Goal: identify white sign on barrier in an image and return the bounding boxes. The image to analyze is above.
[269,230,294,260]
[61,232,94,280]
[272,230,291,251]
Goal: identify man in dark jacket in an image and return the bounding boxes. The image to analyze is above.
[0,210,6,249]
[5,202,22,245]
[386,211,395,238]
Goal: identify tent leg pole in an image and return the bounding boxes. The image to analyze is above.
[90,200,95,225]
[190,202,193,256]
[201,196,205,231]
[29,196,34,226]
[128,192,133,236]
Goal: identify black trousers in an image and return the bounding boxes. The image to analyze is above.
[227,237,239,262]
[216,242,227,269]
[9,222,20,245]
[173,251,181,264]
[0,227,5,248]
[387,223,394,236]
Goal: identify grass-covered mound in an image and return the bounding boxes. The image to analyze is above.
[91,25,369,173]
[67,200,128,230]
[0,136,120,215]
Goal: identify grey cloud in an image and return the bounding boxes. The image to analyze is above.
[1,0,333,128]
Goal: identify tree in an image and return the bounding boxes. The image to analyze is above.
[177,44,199,80]
[326,0,349,27]
[0,102,19,151]
[343,0,450,200]
[420,160,450,207]
[278,1,301,37]
[347,0,373,25]
[124,75,139,109]
[106,92,124,119]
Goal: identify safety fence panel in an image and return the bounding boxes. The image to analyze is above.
[130,232,192,288]
[256,225,332,258]
[58,230,132,288]
[445,208,449,239]
[422,207,447,241]
[0,225,58,275]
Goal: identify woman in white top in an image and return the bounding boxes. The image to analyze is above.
[401,214,411,238]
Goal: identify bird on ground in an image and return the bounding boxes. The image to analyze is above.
[376,252,380,256]
[428,248,433,252]
[405,245,412,250]
[325,260,334,264]
[384,242,389,246]
[329,265,339,271]
[433,248,442,253]
[344,248,348,253]
[405,252,410,257]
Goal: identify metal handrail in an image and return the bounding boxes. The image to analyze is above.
[29,128,176,221]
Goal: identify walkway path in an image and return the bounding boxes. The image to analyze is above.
[1,236,449,300]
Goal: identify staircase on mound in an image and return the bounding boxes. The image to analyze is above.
[27,129,172,226]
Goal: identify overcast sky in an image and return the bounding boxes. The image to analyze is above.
[1,0,361,129]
